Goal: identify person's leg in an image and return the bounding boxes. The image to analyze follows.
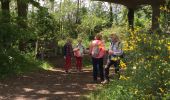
[79,57,83,71]
[113,60,120,78]
[113,60,120,73]
[76,57,79,71]
[64,56,69,72]
[104,60,113,81]
[92,57,98,81]
[98,58,104,81]
[67,56,71,71]
[77,57,82,71]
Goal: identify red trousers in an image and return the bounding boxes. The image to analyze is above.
[75,57,83,71]
[64,56,71,71]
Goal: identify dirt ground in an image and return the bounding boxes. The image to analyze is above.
[0,57,100,100]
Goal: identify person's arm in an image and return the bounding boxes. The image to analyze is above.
[108,43,114,55]
[73,44,78,52]
[70,44,74,57]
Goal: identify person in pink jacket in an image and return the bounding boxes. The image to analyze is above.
[89,33,106,83]
[73,39,85,72]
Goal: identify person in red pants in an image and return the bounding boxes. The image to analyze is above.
[73,39,85,72]
[63,38,73,73]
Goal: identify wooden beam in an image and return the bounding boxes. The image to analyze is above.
[94,0,165,8]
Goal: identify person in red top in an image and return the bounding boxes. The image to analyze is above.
[63,38,73,73]
[89,33,106,83]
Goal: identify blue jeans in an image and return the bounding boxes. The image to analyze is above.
[92,57,104,81]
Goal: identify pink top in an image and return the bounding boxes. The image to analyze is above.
[89,40,105,58]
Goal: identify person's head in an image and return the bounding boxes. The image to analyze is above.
[94,33,102,40]
[77,38,82,44]
[66,38,72,44]
[110,33,119,43]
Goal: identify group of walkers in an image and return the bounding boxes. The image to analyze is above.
[63,33,123,84]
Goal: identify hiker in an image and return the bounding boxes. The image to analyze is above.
[73,39,85,72]
[102,33,123,84]
[63,38,73,73]
[89,33,106,83]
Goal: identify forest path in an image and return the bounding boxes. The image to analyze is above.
[0,57,99,100]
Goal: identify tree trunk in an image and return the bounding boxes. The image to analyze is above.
[151,5,160,31]
[76,0,80,24]
[35,40,38,58]
[17,0,28,28]
[17,0,28,51]
[59,0,63,38]
[127,8,134,30]
[50,0,55,12]
[1,0,10,23]
[109,3,113,24]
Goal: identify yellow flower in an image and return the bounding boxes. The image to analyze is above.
[159,88,165,93]
[120,60,127,69]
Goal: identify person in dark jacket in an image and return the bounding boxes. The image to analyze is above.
[63,38,73,73]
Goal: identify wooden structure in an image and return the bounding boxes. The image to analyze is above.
[96,0,166,30]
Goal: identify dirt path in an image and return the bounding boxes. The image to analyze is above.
[0,67,99,100]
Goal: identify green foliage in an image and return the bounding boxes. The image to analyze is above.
[135,5,152,29]
[126,32,169,99]
[0,2,169,98]
[32,9,59,40]
[77,14,107,40]
[0,46,41,78]
[89,28,170,99]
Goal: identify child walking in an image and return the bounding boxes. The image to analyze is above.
[63,38,73,73]
[73,39,85,72]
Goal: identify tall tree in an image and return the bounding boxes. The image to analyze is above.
[76,0,80,23]
[17,0,28,51]
[50,0,55,12]
[17,0,28,28]
[114,4,119,25]
[1,0,10,23]
[128,7,134,30]
[151,4,160,31]
[109,3,113,25]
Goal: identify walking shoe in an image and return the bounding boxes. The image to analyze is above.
[65,70,68,73]
[101,80,109,84]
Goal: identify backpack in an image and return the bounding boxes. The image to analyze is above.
[91,44,100,57]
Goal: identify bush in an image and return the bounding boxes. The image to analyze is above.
[89,28,170,99]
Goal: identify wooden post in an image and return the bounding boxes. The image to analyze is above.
[128,8,134,30]
[151,5,160,31]
[1,0,10,23]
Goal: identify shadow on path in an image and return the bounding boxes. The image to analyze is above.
[0,67,98,100]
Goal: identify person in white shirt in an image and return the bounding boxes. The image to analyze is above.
[102,33,123,84]
[73,39,85,72]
